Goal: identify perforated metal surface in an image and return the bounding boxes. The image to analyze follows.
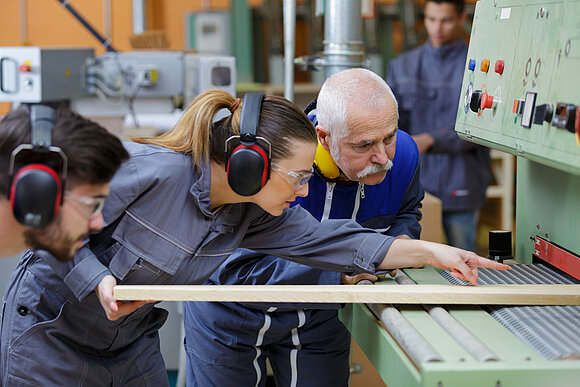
[441,264,580,360]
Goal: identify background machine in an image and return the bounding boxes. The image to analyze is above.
[342,0,580,386]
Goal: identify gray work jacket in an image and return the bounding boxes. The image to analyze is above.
[387,39,491,212]
[62,142,394,301]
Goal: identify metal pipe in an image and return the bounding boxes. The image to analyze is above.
[283,0,296,101]
[20,0,27,44]
[323,0,365,79]
[56,0,117,52]
[103,0,112,40]
[132,0,145,34]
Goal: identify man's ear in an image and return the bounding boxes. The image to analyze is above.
[316,125,330,150]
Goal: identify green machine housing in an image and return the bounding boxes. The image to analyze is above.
[341,1,580,386]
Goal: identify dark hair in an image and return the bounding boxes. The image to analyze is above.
[0,105,129,195]
[426,0,465,14]
[132,89,317,167]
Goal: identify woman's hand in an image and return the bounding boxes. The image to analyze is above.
[424,241,510,285]
[381,239,511,285]
[95,275,155,321]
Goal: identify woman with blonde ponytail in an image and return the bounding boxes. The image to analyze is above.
[1,89,508,386]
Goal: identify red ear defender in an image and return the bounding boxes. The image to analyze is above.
[10,164,62,228]
[225,93,271,196]
[8,105,67,229]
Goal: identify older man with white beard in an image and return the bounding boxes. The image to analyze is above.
[183,68,425,387]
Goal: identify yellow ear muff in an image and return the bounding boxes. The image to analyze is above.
[314,140,340,179]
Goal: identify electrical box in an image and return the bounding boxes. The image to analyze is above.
[0,47,93,103]
[185,11,231,55]
[90,52,184,99]
[184,54,236,105]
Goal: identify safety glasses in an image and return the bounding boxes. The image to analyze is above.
[65,191,106,219]
[271,163,314,191]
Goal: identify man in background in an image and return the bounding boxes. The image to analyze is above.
[387,0,490,252]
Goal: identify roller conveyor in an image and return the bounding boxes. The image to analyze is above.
[441,264,580,360]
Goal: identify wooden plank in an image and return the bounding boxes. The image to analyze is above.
[113,284,580,305]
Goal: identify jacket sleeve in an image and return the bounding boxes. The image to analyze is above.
[386,61,411,135]
[240,205,395,276]
[64,153,147,301]
[386,162,424,239]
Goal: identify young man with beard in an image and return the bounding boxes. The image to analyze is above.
[0,105,128,261]
[184,68,425,386]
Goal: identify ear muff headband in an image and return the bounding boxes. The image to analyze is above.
[225,93,272,196]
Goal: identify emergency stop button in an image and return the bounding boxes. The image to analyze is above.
[19,61,32,73]
[480,91,494,111]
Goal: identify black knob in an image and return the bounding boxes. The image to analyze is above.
[533,104,554,125]
[470,90,482,113]
[488,230,512,263]
[553,103,578,133]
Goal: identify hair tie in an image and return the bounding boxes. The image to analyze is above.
[228,98,241,113]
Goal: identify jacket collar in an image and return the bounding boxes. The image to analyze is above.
[425,38,467,59]
[190,161,213,218]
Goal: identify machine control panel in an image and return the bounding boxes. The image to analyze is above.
[456,0,580,176]
[0,47,93,102]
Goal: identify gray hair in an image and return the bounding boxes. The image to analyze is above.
[316,68,398,139]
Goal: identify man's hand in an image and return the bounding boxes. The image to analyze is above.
[411,133,434,153]
[95,275,155,321]
[341,273,379,285]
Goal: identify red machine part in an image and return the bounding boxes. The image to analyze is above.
[534,236,580,280]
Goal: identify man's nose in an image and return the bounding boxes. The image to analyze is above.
[89,213,105,231]
[371,144,390,165]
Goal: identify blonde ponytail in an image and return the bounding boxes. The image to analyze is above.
[132,89,237,166]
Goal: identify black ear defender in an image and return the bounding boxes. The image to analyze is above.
[225,92,271,196]
[8,105,67,229]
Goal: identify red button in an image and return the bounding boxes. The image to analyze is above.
[495,60,505,75]
[19,64,31,72]
[480,91,494,110]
